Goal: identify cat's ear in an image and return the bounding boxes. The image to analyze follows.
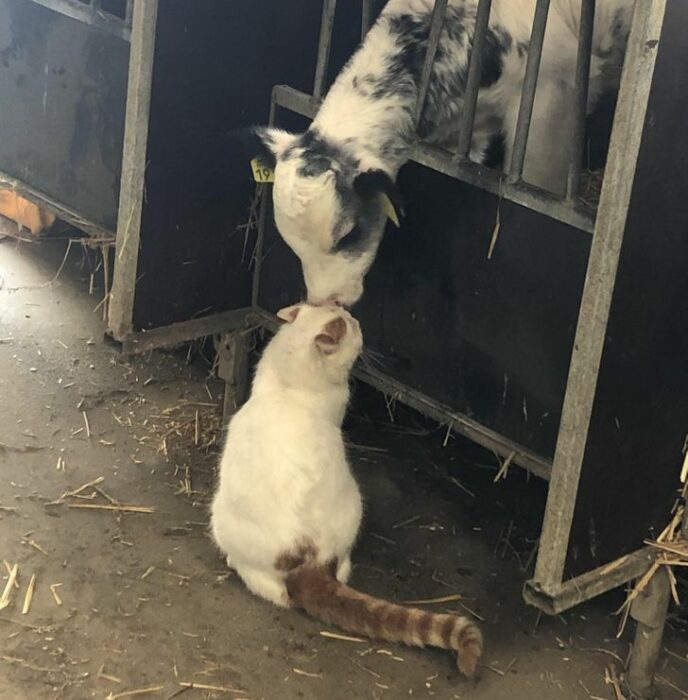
[315,317,347,355]
[276,304,302,324]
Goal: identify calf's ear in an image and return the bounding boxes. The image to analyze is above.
[227,126,300,171]
[353,169,405,227]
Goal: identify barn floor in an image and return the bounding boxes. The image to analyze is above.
[0,229,686,700]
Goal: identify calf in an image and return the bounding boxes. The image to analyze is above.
[252,0,633,306]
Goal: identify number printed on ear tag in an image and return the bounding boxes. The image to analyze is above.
[381,193,400,228]
[250,158,275,183]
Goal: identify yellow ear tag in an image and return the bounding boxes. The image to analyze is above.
[250,158,275,183]
[381,193,400,228]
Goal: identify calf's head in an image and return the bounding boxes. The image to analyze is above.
[251,127,403,307]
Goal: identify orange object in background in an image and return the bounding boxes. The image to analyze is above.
[0,190,55,236]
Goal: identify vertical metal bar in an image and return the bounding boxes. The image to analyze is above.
[361,0,373,40]
[108,0,159,340]
[627,567,671,699]
[566,0,596,200]
[414,0,449,128]
[125,0,134,27]
[507,0,551,182]
[251,94,278,309]
[532,0,667,591]
[456,0,493,159]
[313,0,338,100]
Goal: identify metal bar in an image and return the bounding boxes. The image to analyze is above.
[456,0,493,158]
[115,308,255,355]
[251,94,278,309]
[218,330,251,425]
[313,0,338,100]
[531,0,668,593]
[356,363,552,480]
[24,0,131,41]
[566,0,596,200]
[627,567,671,699]
[125,0,133,27]
[523,547,655,614]
[361,0,373,40]
[0,171,113,239]
[507,0,551,182]
[414,0,449,128]
[108,0,159,341]
[253,309,552,480]
[272,84,596,233]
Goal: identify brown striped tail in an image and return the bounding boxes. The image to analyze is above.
[285,564,482,676]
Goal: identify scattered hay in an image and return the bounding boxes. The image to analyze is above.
[292,668,323,679]
[178,682,244,694]
[319,630,366,643]
[106,686,164,699]
[68,503,154,514]
[0,563,19,610]
[146,401,223,459]
[49,583,63,606]
[21,574,36,615]
[49,476,154,514]
[401,593,463,605]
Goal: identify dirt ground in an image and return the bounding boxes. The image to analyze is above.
[0,228,686,700]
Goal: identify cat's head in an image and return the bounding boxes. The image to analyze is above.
[249,127,403,308]
[276,303,363,379]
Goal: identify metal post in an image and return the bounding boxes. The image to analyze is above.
[507,0,551,182]
[566,0,596,200]
[456,0,493,159]
[108,0,159,340]
[251,94,277,309]
[361,0,373,40]
[531,0,667,592]
[414,0,449,128]
[313,0,338,100]
[217,330,251,425]
[626,567,671,699]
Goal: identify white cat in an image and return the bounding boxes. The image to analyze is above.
[210,303,482,674]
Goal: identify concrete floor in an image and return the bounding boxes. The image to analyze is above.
[0,229,686,700]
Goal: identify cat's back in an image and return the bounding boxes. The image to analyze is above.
[219,392,347,485]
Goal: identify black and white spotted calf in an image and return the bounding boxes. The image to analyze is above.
[253,0,633,307]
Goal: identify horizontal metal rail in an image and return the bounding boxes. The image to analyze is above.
[313,0,339,100]
[254,308,552,479]
[507,0,551,182]
[116,308,254,354]
[566,0,596,200]
[414,0,449,127]
[0,170,113,238]
[524,547,655,613]
[24,0,132,40]
[456,0,494,158]
[273,84,595,233]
